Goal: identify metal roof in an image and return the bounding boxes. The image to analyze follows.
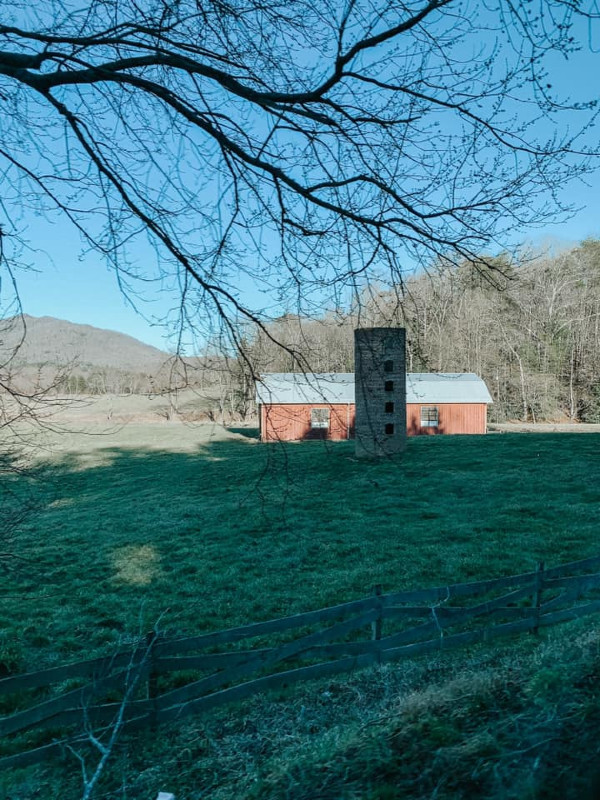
[406,373,493,404]
[256,372,493,405]
[256,373,355,405]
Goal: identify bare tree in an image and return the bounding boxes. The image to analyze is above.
[67,626,162,800]
[242,237,600,424]
[0,0,598,352]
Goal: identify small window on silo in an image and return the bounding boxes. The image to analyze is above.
[311,408,330,429]
[384,380,394,392]
[385,402,394,413]
[384,360,394,373]
[385,423,394,435]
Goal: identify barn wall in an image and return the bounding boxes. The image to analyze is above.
[261,402,487,441]
[406,403,487,435]
[261,403,355,442]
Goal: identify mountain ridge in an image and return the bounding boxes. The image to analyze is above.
[1,314,171,373]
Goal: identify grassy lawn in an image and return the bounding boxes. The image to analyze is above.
[2,427,599,672]
[2,426,600,799]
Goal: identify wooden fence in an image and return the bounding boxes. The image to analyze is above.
[3,552,600,770]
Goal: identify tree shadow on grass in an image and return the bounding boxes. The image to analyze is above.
[227,426,260,439]
[4,431,600,673]
[3,433,600,799]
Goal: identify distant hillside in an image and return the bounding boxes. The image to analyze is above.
[1,315,170,373]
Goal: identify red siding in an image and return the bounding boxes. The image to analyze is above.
[261,402,487,441]
[406,403,487,435]
[261,404,354,442]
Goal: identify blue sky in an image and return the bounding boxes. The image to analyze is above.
[14,216,185,352]
[7,5,600,353]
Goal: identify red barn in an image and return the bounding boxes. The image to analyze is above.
[256,372,493,442]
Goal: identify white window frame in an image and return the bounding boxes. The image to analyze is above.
[311,407,330,429]
[420,406,439,428]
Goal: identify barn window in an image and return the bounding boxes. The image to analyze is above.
[385,423,394,435]
[420,406,439,427]
[385,402,395,413]
[384,380,394,392]
[384,360,394,373]
[311,408,330,429]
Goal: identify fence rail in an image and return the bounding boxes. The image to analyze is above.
[3,552,600,770]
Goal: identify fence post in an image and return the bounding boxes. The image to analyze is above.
[532,561,545,635]
[372,584,383,643]
[146,631,159,728]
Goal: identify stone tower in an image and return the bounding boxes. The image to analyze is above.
[354,327,407,458]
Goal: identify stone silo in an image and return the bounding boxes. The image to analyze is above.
[354,327,407,457]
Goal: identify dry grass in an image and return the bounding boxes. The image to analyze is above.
[19,389,223,427]
[152,620,600,800]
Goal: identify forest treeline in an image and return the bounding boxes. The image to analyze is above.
[13,240,599,424]
[238,240,600,423]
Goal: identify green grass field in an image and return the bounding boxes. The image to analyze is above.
[2,425,600,798]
